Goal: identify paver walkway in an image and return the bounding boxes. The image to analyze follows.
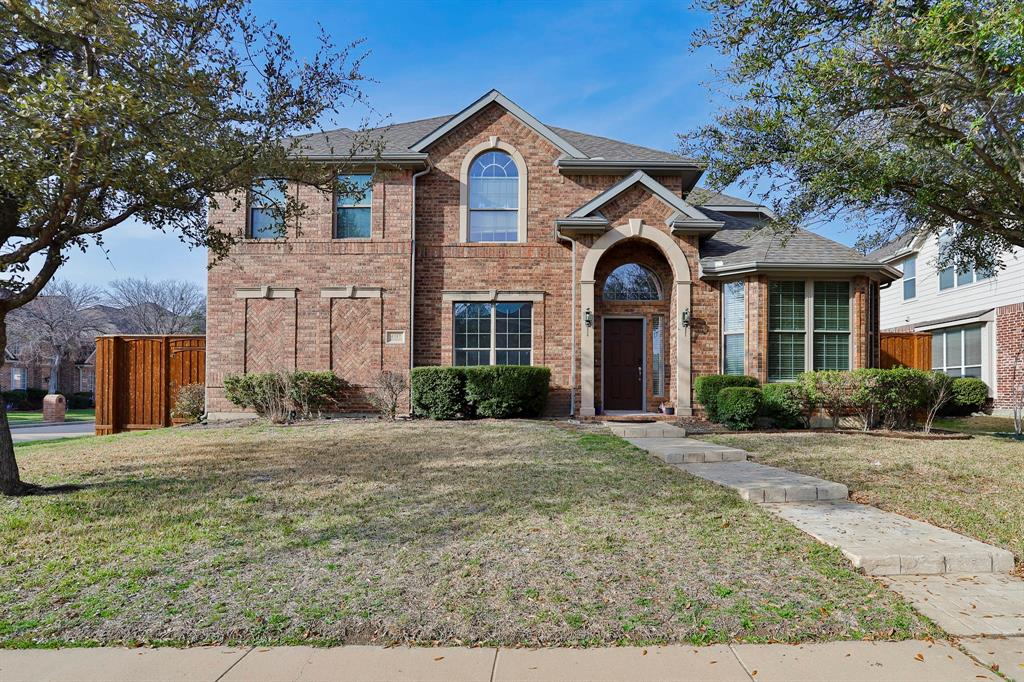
[610,422,1023,652]
[0,640,1001,682]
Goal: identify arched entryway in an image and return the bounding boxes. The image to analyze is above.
[579,219,692,416]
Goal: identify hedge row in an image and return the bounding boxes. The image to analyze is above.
[695,369,988,431]
[411,365,551,419]
[3,389,94,411]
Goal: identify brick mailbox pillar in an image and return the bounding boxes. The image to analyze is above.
[42,394,66,423]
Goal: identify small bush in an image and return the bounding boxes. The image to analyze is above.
[368,370,408,420]
[761,383,809,429]
[921,372,955,433]
[862,367,929,429]
[171,383,205,423]
[950,377,988,414]
[224,371,344,423]
[288,371,345,419]
[411,367,469,420]
[66,392,95,409]
[799,370,861,429]
[694,374,759,422]
[717,387,763,430]
[464,366,551,418]
[2,388,47,411]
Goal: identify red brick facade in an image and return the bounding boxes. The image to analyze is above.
[206,101,884,417]
[995,302,1024,411]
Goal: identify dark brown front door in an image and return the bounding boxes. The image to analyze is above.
[604,318,644,411]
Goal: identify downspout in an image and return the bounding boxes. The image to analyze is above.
[409,161,433,413]
[556,229,577,417]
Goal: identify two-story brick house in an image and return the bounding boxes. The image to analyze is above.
[871,232,1024,413]
[206,90,899,418]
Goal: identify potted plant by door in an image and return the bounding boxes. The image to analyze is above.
[660,401,675,416]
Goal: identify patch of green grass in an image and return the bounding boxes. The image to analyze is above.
[931,415,1018,435]
[704,431,1024,573]
[7,409,94,425]
[1,420,937,648]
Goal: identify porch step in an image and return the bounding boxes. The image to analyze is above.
[676,461,847,503]
[607,423,687,439]
[624,437,746,463]
[767,501,1016,576]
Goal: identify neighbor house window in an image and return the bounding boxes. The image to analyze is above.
[468,151,519,242]
[454,302,532,366]
[768,281,806,381]
[813,281,850,370]
[932,324,983,378]
[10,367,27,390]
[652,315,665,396]
[722,281,745,375]
[603,263,661,300]
[335,174,372,239]
[902,256,916,300]
[249,178,287,239]
[938,264,993,291]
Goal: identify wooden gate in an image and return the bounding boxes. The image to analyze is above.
[94,335,206,435]
[879,332,932,370]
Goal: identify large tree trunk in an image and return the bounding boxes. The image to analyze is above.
[0,315,33,496]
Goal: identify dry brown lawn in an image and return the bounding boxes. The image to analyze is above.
[1,420,934,647]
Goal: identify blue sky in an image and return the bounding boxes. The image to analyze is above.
[55,0,858,288]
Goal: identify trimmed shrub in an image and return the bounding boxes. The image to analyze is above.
[171,383,205,423]
[67,392,95,409]
[224,371,345,423]
[2,388,47,411]
[694,374,759,422]
[288,371,345,419]
[760,383,809,429]
[717,387,763,430]
[799,370,861,429]
[411,366,468,420]
[861,366,929,429]
[950,377,988,415]
[464,366,551,418]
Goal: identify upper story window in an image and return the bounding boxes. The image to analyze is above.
[335,174,372,239]
[468,151,519,242]
[902,256,916,300]
[603,264,661,300]
[938,263,993,291]
[722,281,745,375]
[249,178,287,239]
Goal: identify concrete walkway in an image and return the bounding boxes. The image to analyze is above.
[10,420,95,442]
[611,423,1023,648]
[0,640,1003,682]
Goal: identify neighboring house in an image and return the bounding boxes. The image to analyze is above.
[871,232,1024,413]
[206,89,899,418]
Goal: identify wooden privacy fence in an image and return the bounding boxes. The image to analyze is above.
[95,335,205,435]
[879,332,932,370]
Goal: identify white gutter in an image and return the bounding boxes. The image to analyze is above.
[555,229,577,417]
[409,161,433,412]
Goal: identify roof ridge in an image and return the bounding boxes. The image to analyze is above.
[547,124,683,159]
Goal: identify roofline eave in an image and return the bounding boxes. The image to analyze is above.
[700,261,902,282]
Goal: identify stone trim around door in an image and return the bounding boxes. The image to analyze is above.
[579,220,692,417]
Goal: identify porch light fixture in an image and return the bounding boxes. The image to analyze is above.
[584,307,593,328]
[681,308,691,328]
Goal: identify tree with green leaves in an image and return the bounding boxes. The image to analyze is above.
[681,0,1024,268]
[0,0,373,495]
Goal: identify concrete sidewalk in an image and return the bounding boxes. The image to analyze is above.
[0,640,1007,682]
[10,420,95,442]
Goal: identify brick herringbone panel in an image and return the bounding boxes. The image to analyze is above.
[331,298,382,386]
[246,299,296,372]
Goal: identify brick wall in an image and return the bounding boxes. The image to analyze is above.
[995,302,1024,410]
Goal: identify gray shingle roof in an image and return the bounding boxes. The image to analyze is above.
[699,210,887,269]
[867,231,918,262]
[687,188,763,208]
[293,115,692,163]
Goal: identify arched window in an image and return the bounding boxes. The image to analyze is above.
[468,150,519,242]
[603,263,661,300]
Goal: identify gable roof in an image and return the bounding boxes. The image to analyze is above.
[699,213,901,281]
[868,231,924,263]
[687,188,776,219]
[557,171,723,235]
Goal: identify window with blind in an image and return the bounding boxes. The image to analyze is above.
[652,315,665,396]
[813,281,850,370]
[932,324,982,377]
[722,281,745,375]
[768,281,805,381]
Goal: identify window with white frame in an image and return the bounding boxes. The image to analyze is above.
[652,315,665,396]
[335,174,372,239]
[938,263,993,291]
[249,178,287,239]
[902,256,917,300]
[722,281,745,375]
[10,367,27,390]
[454,302,532,366]
[468,151,519,242]
[931,324,983,378]
[813,281,851,371]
